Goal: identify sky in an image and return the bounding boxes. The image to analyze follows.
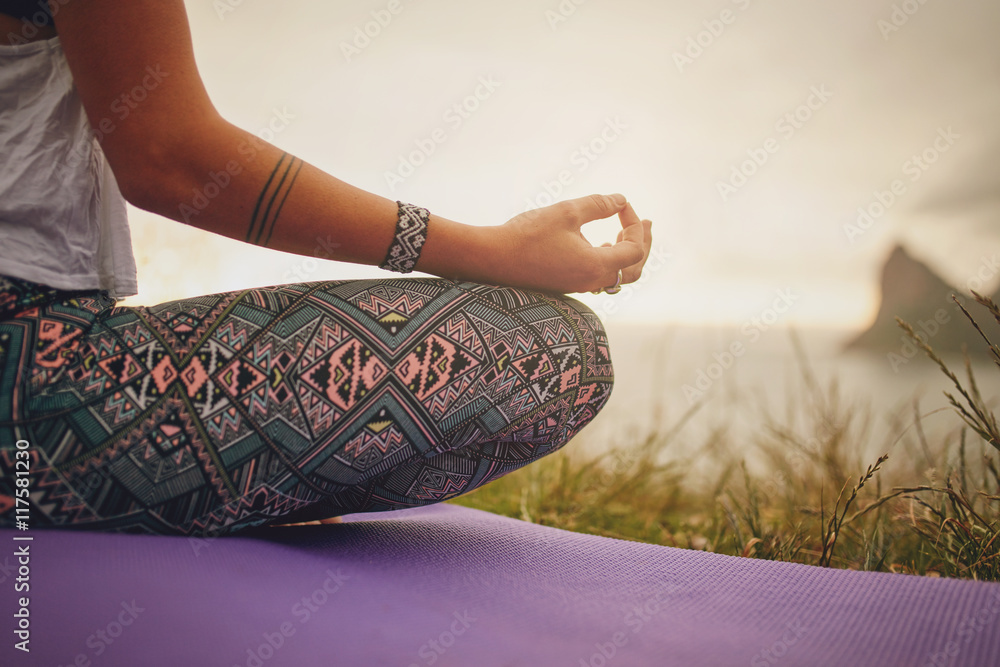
[121,0,1000,328]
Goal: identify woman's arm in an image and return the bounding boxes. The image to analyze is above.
[52,0,651,293]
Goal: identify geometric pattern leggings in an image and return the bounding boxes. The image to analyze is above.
[0,275,613,536]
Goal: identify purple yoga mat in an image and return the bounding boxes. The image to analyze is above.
[2,503,999,666]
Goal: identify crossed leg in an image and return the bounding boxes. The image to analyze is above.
[0,278,614,536]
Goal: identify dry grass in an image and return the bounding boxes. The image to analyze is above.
[451,293,1000,580]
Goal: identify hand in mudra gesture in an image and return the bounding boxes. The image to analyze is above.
[493,194,653,295]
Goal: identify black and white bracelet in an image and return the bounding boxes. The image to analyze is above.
[379,201,431,274]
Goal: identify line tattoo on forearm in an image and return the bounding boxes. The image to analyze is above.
[246,152,304,246]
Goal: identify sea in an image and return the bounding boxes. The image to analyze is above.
[574,324,1000,473]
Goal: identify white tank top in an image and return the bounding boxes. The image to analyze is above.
[0,36,137,298]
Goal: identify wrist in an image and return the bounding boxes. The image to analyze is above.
[418,216,510,285]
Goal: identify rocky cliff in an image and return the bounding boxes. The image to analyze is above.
[844,245,999,358]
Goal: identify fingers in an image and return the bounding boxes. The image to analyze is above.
[595,204,653,289]
[616,203,653,284]
[597,210,645,281]
[530,193,652,293]
[629,218,653,283]
[563,193,628,227]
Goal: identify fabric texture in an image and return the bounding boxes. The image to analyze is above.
[380,201,431,273]
[0,36,137,297]
[2,503,999,666]
[0,276,613,536]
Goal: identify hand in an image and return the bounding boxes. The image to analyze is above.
[491,194,653,294]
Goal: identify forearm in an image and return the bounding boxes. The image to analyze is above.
[51,0,649,296]
[126,119,506,283]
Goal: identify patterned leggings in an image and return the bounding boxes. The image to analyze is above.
[0,276,613,536]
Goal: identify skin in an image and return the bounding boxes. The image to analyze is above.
[4,2,653,293]
[2,4,652,525]
[272,517,343,527]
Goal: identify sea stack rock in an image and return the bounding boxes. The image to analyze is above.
[844,245,999,357]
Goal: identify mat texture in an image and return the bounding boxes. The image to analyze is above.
[2,503,999,666]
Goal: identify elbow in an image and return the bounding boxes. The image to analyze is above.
[108,136,190,219]
[114,170,155,212]
[102,114,232,222]
[103,139,179,219]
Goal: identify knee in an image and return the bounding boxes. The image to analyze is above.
[569,296,615,415]
[572,296,614,376]
[454,283,616,440]
[532,293,615,441]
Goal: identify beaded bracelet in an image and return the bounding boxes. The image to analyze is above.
[379,201,431,274]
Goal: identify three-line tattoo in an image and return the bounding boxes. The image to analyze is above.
[246,152,303,247]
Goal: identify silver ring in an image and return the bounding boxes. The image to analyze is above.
[593,269,623,295]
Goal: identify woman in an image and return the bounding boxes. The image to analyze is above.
[0,1,653,536]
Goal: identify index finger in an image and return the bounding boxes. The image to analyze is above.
[566,194,629,226]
